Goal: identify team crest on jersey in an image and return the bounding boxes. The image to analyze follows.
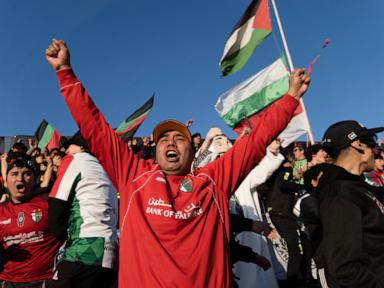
[180,177,193,193]
[31,209,43,223]
[17,212,25,227]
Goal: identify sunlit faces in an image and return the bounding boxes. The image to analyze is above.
[212,135,232,155]
[358,141,376,172]
[192,134,201,146]
[6,166,35,203]
[52,155,62,167]
[313,149,328,164]
[293,145,305,160]
[358,135,378,172]
[155,130,194,175]
[374,156,384,172]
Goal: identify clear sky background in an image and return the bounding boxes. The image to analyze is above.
[1,0,383,141]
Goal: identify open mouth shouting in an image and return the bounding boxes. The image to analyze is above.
[15,183,26,193]
[165,150,179,162]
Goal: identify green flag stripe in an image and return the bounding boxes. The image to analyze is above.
[115,111,149,133]
[38,124,55,150]
[221,75,289,128]
[221,29,271,76]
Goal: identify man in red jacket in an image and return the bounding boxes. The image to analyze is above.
[45,38,310,288]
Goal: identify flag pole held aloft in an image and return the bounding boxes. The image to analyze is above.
[270,0,314,144]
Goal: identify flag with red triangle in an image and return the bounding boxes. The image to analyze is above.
[34,120,61,151]
[115,95,154,142]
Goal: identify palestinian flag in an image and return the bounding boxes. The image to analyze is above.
[215,58,309,147]
[220,0,272,77]
[115,95,154,142]
[34,120,61,151]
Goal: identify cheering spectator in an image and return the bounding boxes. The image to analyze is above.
[0,154,61,287]
[45,38,310,288]
[292,142,308,184]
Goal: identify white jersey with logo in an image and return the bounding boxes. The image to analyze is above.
[49,152,118,269]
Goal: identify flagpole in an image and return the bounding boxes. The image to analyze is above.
[270,0,315,145]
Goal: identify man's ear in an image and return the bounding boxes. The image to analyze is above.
[350,140,365,154]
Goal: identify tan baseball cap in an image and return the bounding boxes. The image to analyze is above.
[153,119,192,143]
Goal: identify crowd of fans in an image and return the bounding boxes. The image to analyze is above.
[1,126,383,287]
[0,38,383,288]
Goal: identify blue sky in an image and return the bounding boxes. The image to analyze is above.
[2,0,383,141]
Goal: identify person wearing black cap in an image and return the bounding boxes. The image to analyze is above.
[48,131,118,288]
[0,154,61,287]
[315,120,384,288]
[45,38,310,288]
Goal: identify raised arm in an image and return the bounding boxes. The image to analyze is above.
[202,69,310,196]
[45,39,143,190]
[45,39,71,72]
[246,139,284,189]
[40,155,53,188]
[1,153,8,188]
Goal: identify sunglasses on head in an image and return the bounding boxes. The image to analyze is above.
[358,135,377,149]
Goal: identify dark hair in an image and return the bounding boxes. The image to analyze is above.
[303,163,327,193]
[305,144,323,162]
[374,153,384,160]
[50,148,66,159]
[192,133,201,139]
[12,142,28,153]
[6,153,36,175]
[31,147,41,155]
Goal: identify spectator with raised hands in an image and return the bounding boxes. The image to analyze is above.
[46,38,310,288]
[230,139,284,288]
[27,138,39,156]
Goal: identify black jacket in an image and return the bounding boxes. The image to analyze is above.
[267,166,303,218]
[316,164,384,288]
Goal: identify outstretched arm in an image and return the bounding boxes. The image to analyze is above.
[203,69,310,196]
[45,39,143,191]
